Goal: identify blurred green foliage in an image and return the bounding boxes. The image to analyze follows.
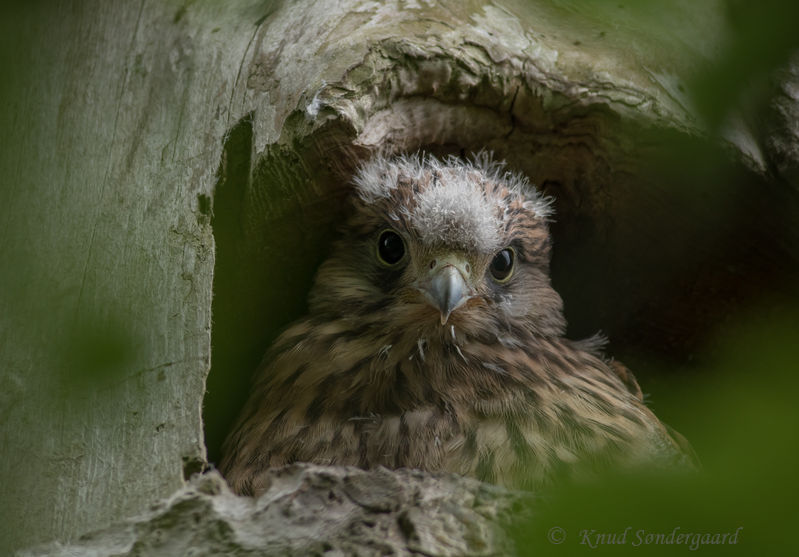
[510,2,799,555]
[550,0,799,128]
[512,302,799,555]
[55,311,141,394]
[692,0,799,129]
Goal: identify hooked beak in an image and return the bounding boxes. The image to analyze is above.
[416,256,473,325]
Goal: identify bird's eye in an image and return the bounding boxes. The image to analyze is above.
[489,248,515,282]
[377,229,406,265]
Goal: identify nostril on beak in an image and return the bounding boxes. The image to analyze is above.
[416,255,473,326]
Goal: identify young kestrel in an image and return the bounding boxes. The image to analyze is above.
[220,152,694,496]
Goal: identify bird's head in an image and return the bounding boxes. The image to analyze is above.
[310,153,566,339]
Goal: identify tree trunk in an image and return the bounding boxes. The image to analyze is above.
[1,0,797,554]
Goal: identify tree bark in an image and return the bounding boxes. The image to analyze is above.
[19,466,532,557]
[1,0,796,554]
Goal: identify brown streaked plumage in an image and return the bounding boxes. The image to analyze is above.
[220,152,695,496]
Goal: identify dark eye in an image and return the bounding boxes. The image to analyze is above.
[489,248,515,282]
[377,229,406,265]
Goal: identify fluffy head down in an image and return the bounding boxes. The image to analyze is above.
[353,152,553,253]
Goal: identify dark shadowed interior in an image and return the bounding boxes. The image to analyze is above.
[204,83,799,467]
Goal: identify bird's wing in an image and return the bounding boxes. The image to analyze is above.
[608,359,644,402]
[663,422,702,469]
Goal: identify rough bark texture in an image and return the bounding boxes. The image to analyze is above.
[1,0,797,554]
[19,466,531,557]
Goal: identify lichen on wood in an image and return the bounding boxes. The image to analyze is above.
[20,466,532,557]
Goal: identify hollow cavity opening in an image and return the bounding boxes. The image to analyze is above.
[202,102,799,470]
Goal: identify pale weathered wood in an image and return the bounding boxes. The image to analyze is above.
[0,0,261,550]
[19,465,532,557]
[1,0,796,554]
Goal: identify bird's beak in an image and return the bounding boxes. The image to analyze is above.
[416,255,473,325]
